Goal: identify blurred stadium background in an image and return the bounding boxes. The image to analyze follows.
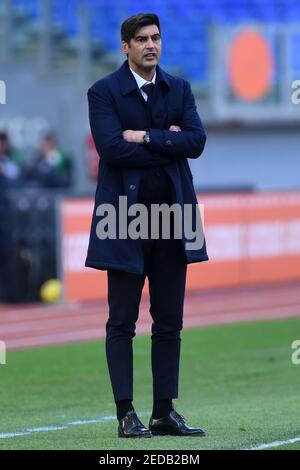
[1,0,300,451]
[1,0,300,303]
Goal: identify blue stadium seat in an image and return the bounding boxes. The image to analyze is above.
[11,0,300,84]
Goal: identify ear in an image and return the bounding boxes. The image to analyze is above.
[121,40,129,55]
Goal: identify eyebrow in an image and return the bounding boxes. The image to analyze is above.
[134,33,161,40]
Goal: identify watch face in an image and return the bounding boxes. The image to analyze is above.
[144,133,150,143]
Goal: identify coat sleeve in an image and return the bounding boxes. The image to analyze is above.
[88,84,172,169]
[147,80,206,159]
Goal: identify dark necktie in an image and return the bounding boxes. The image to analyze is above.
[141,83,154,127]
[141,83,155,105]
[139,82,172,205]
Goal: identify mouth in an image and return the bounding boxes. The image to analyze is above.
[144,53,157,60]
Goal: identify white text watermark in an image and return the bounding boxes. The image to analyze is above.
[0,340,6,365]
[291,340,300,365]
[291,80,300,104]
[0,80,6,104]
[95,197,205,251]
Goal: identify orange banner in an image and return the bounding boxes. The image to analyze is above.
[60,191,300,302]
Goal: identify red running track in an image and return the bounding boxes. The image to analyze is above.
[0,281,299,351]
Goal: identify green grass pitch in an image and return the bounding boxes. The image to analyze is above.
[1,317,300,450]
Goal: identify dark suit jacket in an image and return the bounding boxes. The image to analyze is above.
[85,59,209,274]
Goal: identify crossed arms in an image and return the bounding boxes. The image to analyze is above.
[87,80,206,169]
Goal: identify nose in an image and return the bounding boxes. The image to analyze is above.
[145,38,155,49]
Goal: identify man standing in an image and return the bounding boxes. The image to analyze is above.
[86,13,208,438]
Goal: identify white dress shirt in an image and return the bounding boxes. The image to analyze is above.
[129,66,156,101]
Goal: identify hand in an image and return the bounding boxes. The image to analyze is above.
[169,125,181,132]
[122,130,146,144]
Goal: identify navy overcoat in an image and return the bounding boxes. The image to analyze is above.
[85,59,209,274]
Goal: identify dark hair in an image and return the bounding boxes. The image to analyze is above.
[0,131,8,141]
[43,131,57,142]
[121,13,160,44]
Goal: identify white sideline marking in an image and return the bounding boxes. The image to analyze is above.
[1,416,299,449]
[0,413,149,440]
[244,436,300,450]
[0,416,115,439]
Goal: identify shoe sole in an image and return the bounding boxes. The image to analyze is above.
[151,430,206,437]
[118,432,153,438]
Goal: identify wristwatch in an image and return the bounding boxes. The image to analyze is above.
[143,131,151,145]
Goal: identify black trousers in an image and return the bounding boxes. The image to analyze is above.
[105,191,187,402]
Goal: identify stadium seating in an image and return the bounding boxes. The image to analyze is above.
[9,1,300,83]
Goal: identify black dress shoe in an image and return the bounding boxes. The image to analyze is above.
[118,410,152,438]
[149,409,206,437]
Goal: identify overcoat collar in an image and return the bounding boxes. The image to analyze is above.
[117,59,170,96]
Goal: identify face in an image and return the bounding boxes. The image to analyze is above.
[41,138,56,155]
[122,24,162,72]
[0,138,9,155]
